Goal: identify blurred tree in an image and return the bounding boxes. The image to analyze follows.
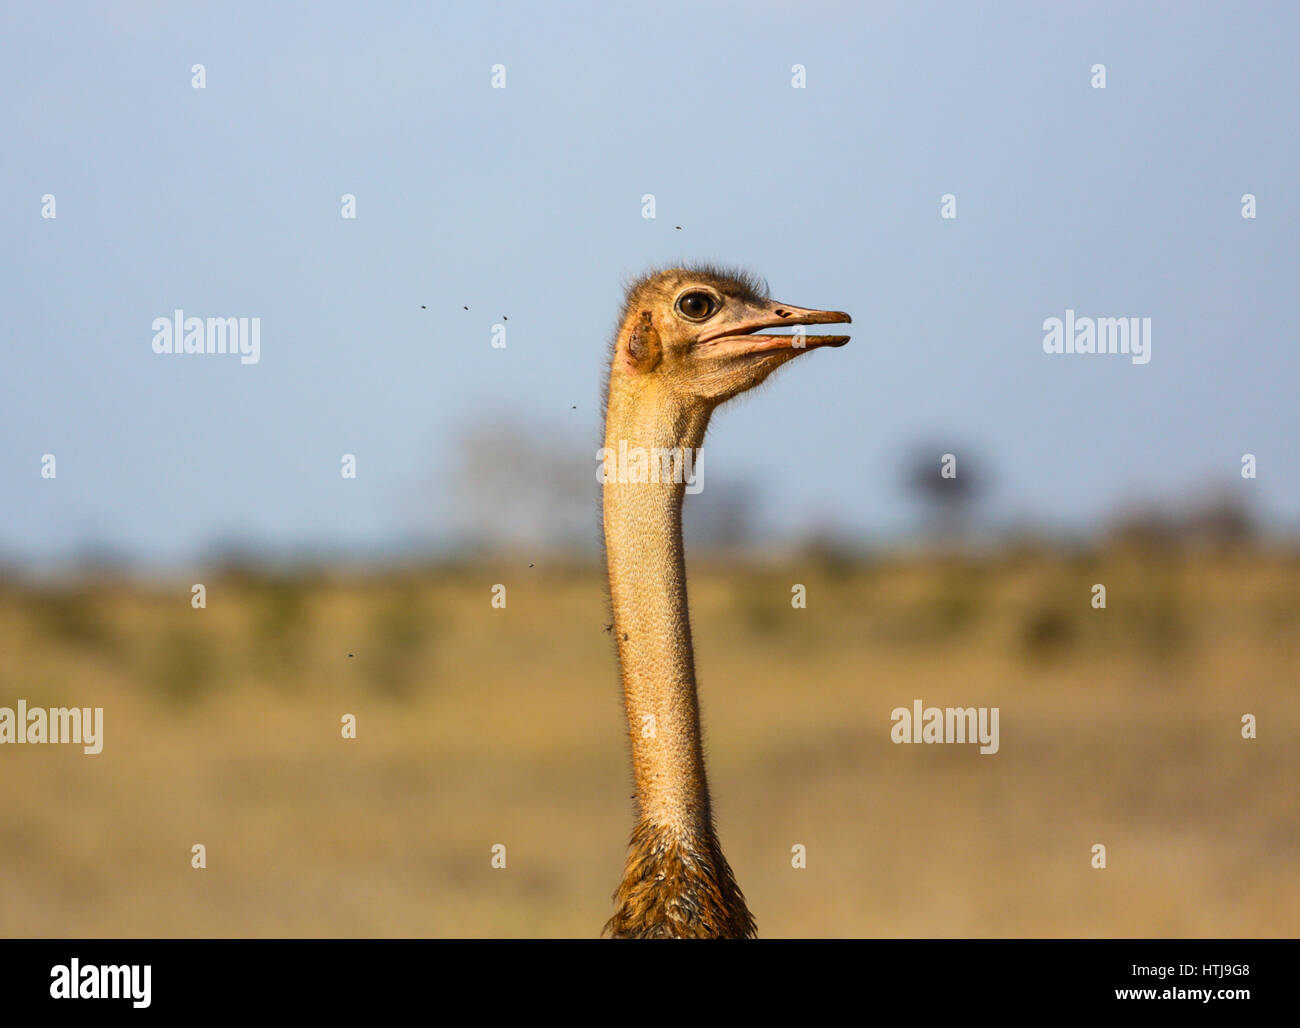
[451,418,595,553]
[449,417,765,555]
[1181,489,1255,544]
[1110,486,1255,549]
[901,443,988,542]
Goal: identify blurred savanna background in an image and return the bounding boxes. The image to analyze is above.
[2,455,1297,937]
[2,2,1298,937]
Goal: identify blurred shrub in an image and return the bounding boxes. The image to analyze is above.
[150,627,216,704]
[1020,605,1075,659]
[253,579,311,678]
[25,589,118,654]
[925,582,983,637]
[366,588,432,698]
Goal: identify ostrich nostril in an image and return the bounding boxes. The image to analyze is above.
[775,309,790,317]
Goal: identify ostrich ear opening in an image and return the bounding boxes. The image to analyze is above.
[622,310,662,374]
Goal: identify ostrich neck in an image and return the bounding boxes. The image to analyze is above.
[602,386,714,837]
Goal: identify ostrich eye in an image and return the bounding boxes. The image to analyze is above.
[675,291,717,321]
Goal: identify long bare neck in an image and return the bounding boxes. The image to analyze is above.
[602,380,755,938]
[602,386,713,833]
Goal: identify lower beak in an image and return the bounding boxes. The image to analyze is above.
[694,302,852,358]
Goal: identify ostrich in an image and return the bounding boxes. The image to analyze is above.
[601,266,850,938]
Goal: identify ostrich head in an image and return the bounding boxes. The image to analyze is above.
[609,266,851,407]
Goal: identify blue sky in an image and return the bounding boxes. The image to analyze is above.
[3,1,1296,567]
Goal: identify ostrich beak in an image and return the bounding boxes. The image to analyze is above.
[694,301,852,358]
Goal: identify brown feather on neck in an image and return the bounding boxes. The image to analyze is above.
[604,819,756,939]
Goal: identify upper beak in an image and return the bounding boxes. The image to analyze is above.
[694,301,852,358]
